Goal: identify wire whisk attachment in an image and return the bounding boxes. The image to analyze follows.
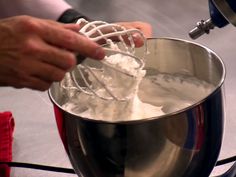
[61,19,147,101]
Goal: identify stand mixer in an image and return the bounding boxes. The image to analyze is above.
[48,2,236,177]
[48,7,236,175]
[189,0,236,39]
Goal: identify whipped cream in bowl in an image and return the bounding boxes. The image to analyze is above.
[62,49,166,121]
[61,47,215,122]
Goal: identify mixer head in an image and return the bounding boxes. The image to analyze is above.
[60,19,147,101]
[189,0,236,39]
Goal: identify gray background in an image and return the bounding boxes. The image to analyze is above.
[0,0,236,176]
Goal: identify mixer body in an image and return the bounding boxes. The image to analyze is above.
[49,38,225,177]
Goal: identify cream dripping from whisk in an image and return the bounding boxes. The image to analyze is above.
[62,46,164,121]
[61,19,163,121]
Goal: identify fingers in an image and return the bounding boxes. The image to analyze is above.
[130,33,145,48]
[119,21,153,38]
[0,75,53,91]
[21,38,77,70]
[0,57,67,91]
[37,21,105,60]
[17,42,75,89]
[92,21,152,48]
[63,23,82,32]
[16,16,105,60]
[22,77,52,91]
[115,21,153,47]
[26,60,67,83]
[0,41,74,91]
[135,22,152,38]
[0,16,107,91]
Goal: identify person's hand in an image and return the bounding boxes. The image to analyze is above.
[116,21,152,38]
[77,19,152,48]
[116,21,153,47]
[0,15,105,91]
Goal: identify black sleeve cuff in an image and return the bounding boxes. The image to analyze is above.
[57,9,90,23]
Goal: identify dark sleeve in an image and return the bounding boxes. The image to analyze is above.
[57,9,90,23]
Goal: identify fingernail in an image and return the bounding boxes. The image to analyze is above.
[132,33,144,47]
[132,33,141,40]
[94,48,105,60]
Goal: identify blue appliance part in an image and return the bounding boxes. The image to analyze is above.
[189,0,236,39]
[209,0,229,28]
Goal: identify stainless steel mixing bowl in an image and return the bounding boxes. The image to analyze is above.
[49,38,226,177]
